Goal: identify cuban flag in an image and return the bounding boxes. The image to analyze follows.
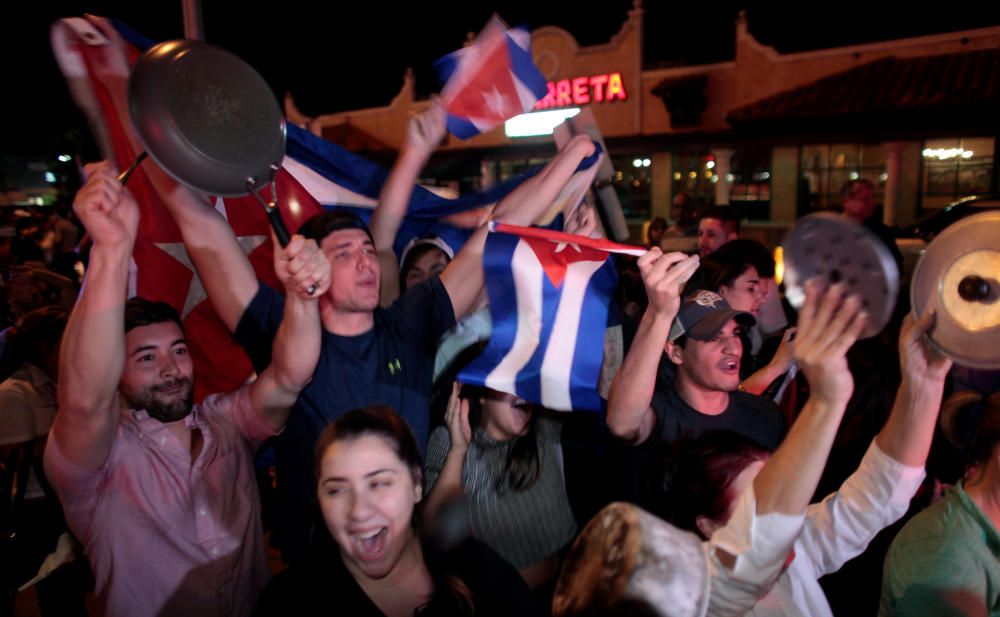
[281,123,603,258]
[459,223,645,411]
[435,15,548,139]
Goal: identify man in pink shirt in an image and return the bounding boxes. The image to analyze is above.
[43,162,330,617]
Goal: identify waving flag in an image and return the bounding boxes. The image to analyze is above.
[435,15,548,139]
[51,16,605,399]
[459,223,644,411]
[285,124,604,255]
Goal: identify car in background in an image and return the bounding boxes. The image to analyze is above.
[898,195,1000,240]
[895,195,1000,280]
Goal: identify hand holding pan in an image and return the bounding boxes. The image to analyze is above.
[123,39,293,249]
[911,210,1000,368]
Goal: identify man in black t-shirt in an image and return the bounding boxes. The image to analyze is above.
[608,246,786,449]
[651,290,786,448]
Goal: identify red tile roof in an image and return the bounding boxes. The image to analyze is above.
[728,48,1000,126]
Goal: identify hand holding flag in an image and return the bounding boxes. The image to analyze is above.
[638,248,701,321]
[458,223,645,412]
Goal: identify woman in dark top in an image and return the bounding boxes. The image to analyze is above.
[254,405,537,617]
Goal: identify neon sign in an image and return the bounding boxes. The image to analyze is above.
[534,72,628,110]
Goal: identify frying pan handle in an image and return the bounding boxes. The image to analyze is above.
[267,206,291,247]
[118,151,149,185]
[250,175,317,296]
[249,172,291,248]
[268,206,315,295]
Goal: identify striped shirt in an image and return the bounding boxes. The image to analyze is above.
[425,414,577,569]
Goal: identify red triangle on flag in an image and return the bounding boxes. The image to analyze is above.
[445,33,521,124]
[521,236,608,289]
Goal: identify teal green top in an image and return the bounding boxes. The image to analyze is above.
[880,482,1000,616]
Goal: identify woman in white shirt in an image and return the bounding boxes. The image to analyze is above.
[649,311,951,617]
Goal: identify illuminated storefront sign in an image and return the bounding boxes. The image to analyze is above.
[534,72,628,109]
[505,108,581,137]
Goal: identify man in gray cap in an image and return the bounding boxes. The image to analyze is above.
[608,250,786,449]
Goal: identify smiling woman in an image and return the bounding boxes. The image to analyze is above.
[252,405,538,617]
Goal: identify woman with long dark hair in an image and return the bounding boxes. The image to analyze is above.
[423,384,577,594]
[254,405,536,617]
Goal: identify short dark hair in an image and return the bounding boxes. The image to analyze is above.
[646,431,770,539]
[698,205,740,234]
[685,239,776,296]
[967,399,1000,468]
[400,243,449,293]
[298,210,374,244]
[464,385,541,491]
[124,297,183,334]
[840,178,875,202]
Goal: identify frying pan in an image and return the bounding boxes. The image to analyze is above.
[123,39,291,246]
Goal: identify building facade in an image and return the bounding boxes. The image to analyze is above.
[287,3,1000,241]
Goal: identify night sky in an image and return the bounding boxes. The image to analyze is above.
[5,0,1000,159]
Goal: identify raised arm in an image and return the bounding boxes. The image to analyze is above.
[423,382,472,524]
[739,327,795,396]
[706,282,867,616]
[439,135,597,321]
[752,281,867,516]
[606,249,699,444]
[876,311,952,467]
[248,234,330,432]
[370,100,447,307]
[50,162,139,470]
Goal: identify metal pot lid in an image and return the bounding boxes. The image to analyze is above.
[911,210,1000,368]
[782,213,899,339]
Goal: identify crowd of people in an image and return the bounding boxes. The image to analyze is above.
[3,23,999,617]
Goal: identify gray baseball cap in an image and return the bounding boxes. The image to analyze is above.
[668,290,756,342]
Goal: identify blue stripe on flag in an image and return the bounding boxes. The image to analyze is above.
[111,19,155,51]
[287,125,389,199]
[505,31,548,99]
[433,51,460,86]
[445,114,483,140]
[568,260,616,410]
[457,232,521,388]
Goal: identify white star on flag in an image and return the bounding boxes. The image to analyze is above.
[153,200,266,319]
[483,86,508,117]
[553,241,583,254]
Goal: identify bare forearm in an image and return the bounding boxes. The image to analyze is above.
[59,245,130,414]
[53,244,129,470]
[607,306,671,442]
[252,294,320,431]
[753,397,845,515]
[491,141,591,225]
[740,362,786,396]
[439,225,488,320]
[152,171,258,331]
[371,148,427,252]
[372,148,429,306]
[876,377,945,468]
[424,446,467,524]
